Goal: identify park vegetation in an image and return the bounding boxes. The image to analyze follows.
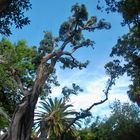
[0,0,140,140]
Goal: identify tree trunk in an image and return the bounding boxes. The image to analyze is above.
[0,93,38,140]
[0,63,51,140]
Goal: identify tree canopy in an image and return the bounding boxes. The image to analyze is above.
[98,101,140,140]
[80,101,140,140]
[0,0,31,36]
[1,1,139,139]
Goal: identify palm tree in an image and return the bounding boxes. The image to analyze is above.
[34,97,80,140]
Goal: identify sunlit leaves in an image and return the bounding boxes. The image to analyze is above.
[0,38,38,121]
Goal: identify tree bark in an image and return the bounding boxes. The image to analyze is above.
[0,63,51,140]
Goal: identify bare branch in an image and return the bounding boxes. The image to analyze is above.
[71,44,83,54]
[86,76,114,111]
[59,38,72,51]
[60,75,115,139]
[63,51,77,63]
[41,40,72,64]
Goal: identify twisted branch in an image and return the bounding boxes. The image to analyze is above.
[60,75,115,139]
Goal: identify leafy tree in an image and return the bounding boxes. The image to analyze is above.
[0,0,31,36]
[92,101,140,140]
[98,0,140,106]
[0,38,37,131]
[0,3,114,140]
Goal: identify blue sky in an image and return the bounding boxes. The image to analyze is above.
[4,1,131,117]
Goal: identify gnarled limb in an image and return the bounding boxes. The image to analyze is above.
[59,74,115,140]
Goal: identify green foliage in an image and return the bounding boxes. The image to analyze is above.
[78,101,140,140]
[105,59,124,79]
[62,83,83,101]
[98,0,140,23]
[71,3,88,21]
[0,38,38,128]
[0,38,37,89]
[101,0,140,105]
[39,32,56,54]
[0,0,31,36]
[79,129,95,140]
[0,3,112,139]
[59,3,88,42]
[91,101,140,140]
[110,26,140,105]
[59,56,90,70]
[34,97,80,139]
[58,3,110,70]
[99,0,140,26]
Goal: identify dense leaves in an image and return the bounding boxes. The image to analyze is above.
[79,101,140,140]
[93,101,140,140]
[110,27,140,105]
[0,0,31,36]
[99,0,140,26]
[0,38,37,119]
[0,38,37,90]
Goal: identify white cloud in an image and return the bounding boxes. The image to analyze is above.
[50,69,131,117]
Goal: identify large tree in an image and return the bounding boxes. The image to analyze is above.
[0,3,114,140]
